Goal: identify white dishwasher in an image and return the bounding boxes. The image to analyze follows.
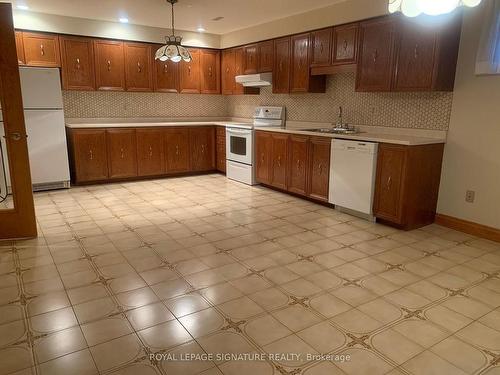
[329,139,378,218]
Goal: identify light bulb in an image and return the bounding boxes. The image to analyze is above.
[462,0,482,7]
[388,0,403,13]
[171,55,182,63]
[401,0,422,17]
[418,0,460,15]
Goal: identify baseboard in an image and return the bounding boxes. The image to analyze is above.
[435,213,500,243]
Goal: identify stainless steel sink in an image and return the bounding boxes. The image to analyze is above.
[302,128,361,135]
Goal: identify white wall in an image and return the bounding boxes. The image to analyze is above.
[437,3,500,229]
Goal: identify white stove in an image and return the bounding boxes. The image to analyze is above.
[226,106,285,185]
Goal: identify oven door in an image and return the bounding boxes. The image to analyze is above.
[226,127,253,165]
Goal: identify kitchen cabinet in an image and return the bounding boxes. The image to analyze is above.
[22,32,60,67]
[270,133,288,190]
[216,126,226,173]
[310,28,332,67]
[233,47,245,94]
[200,49,220,94]
[243,44,259,74]
[258,40,274,72]
[273,37,291,94]
[106,129,138,179]
[165,128,190,173]
[332,23,359,65]
[287,135,309,195]
[179,48,200,93]
[124,42,153,92]
[308,137,331,202]
[255,131,272,184]
[221,49,235,95]
[190,127,215,171]
[153,48,179,93]
[356,17,396,92]
[60,36,96,91]
[94,39,125,91]
[67,129,108,183]
[15,31,25,65]
[136,129,165,176]
[291,33,326,93]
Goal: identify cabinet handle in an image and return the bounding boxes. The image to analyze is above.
[386,176,392,190]
[279,60,283,71]
[175,145,179,156]
[164,64,168,73]
[201,144,205,153]
[319,43,323,53]
[75,58,81,70]
[120,148,124,159]
[373,49,378,63]
[296,159,300,169]
[277,156,281,167]
[107,60,111,71]
[89,149,93,160]
[414,44,419,59]
[226,67,229,73]
[318,163,323,174]
[40,44,45,56]
[149,146,153,157]
[343,39,348,51]
[188,66,191,75]
[261,154,265,163]
[208,66,212,77]
[137,62,142,73]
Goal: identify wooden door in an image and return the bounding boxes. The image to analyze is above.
[255,131,272,184]
[124,42,153,91]
[221,49,235,95]
[22,32,60,67]
[94,40,125,91]
[216,126,226,173]
[136,129,165,176]
[15,31,25,64]
[273,37,290,94]
[393,21,437,91]
[311,28,332,67]
[291,33,311,93]
[153,46,179,93]
[60,36,96,91]
[179,48,200,93]
[287,135,309,196]
[0,3,37,239]
[356,18,395,92]
[308,137,331,202]
[69,129,108,183]
[200,49,220,94]
[243,44,258,74]
[106,129,137,179]
[165,128,190,173]
[332,23,359,65]
[258,40,274,72]
[373,144,407,224]
[271,134,288,190]
[233,48,245,94]
[190,127,215,171]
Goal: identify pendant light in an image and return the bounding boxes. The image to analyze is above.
[388,0,482,17]
[155,0,192,62]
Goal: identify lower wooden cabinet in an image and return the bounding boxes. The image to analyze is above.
[165,128,191,173]
[136,129,165,176]
[308,137,331,202]
[190,127,215,171]
[106,129,138,179]
[255,131,272,184]
[287,135,309,195]
[270,133,289,190]
[215,126,226,173]
[67,129,108,183]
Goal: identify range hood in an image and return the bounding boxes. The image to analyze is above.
[235,72,272,87]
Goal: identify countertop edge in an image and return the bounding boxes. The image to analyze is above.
[65,121,253,129]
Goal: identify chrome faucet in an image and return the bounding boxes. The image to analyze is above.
[335,106,347,130]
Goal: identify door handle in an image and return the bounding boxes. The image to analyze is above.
[296,159,300,169]
[120,148,125,159]
[318,163,323,174]
[175,145,179,156]
[149,146,153,157]
[373,49,378,63]
[386,176,392,190]
[40,44,45,56]
[164,64,168,73]
[89,149,94,160]
[343,39,348,51]
[75,58,81,70]
[107,60,111,71]
[208,66,212,77]
[277,156,281,167]
[7,132,27,141]
[137,62,142,73]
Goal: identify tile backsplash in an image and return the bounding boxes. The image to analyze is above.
[63,73,454,131]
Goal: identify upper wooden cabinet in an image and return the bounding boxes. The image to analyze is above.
[233,47,246,94]
[273,37,291,94]
[258,40,274,72]
[124,42,153,92]
[60,36,96,91]
[291,33,326,93]
[94,39,125,91]
[179,48,200,93]
[310,28,332,67]
[22,32,60,67]
[356,17,396,92]
[153,48,179,93]
[243,44,259,74]
[221,49,235,95]
[15,31,25,65]
[332,23,359,65]
[200,49,221,94]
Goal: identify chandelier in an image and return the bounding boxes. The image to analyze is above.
[389,0,483,17]
[155,0,192,63]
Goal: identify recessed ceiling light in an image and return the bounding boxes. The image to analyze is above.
[119,17,129,23]
[197,27,206,32]
[17,4,29,10]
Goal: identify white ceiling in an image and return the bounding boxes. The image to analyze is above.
[7,0,347,35]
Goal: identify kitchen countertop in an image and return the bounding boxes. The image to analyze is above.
[256,126,446,146]
[65,120,253,129]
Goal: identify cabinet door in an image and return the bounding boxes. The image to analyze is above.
[60,36,96,91]
[22,32,60,67]
[200,49,221,94]
[216,127,226,173]
[94,40,125,91]
[308,137,331,202]
[243,44,258,74]
[311,28,332,67]
[233,48,245,95]
[136,129,165,176]
[165,128,190,173]
[153,47,179,93]
[15,31,25,65]
[106,129,137,179]
[373,144,406,224]
[333,23,359,65]
[288,135,309,196]
[290,33,311,93]
[190,127,215,171]
[356,18,395,92]
[271,134,289,190]
[258,40,274,72]
[179,48,200,93]
[70,129,108,183]
[255,131,272,184]
[124,42,153,92]
[273,37,290,94]
[393,22,437,91]
[221,49,235,95]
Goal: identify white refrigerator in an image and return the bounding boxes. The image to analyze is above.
[0,67,70,193]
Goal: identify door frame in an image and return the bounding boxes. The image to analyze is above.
[0,3,37,239]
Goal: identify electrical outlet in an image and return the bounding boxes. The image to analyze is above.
[465,190,475,203]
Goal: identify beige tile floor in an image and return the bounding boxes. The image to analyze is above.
[1,174,500,375]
